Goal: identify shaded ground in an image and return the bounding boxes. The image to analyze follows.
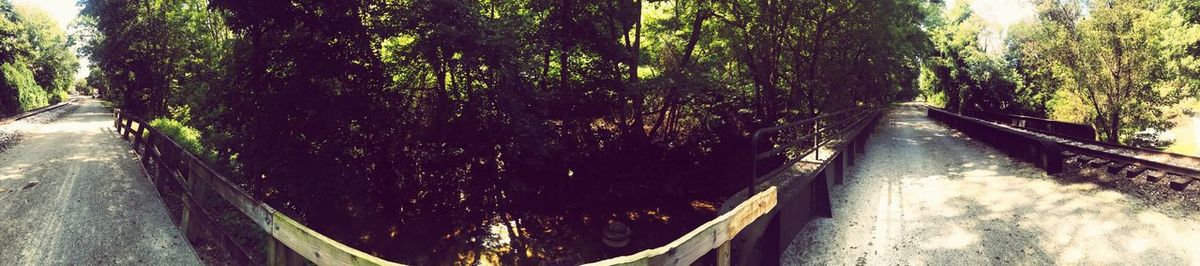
[0,99,200,264]
[784,106,1200,265]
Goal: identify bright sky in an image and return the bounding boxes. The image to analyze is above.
[12,0,89,79]
[948,0,1038,54]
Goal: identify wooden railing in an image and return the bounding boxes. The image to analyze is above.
[589,107,885,265]
[113,109,403,266]
[585,186,778,266]
[115,106,882,266]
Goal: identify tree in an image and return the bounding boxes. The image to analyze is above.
[0,1,76,114]
[1025,0,1186,144]
[14,5,78,102]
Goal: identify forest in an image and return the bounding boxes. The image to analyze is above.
[72,0,926,263]
[921,0,1200,147]
[0,1,78,115]
[1,0,1196,264]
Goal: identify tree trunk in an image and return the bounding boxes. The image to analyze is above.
[626,0,648,144]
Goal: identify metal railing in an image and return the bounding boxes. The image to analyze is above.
[749,107,875,194]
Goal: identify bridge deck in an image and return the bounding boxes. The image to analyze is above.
[784,105,1200,264]
[0,99,199,264]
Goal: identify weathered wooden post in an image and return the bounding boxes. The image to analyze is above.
[833,153,845,185]
[178,156,198,244]
[846,140,856,165]
[717,241,731,266]
[142,129,154,169]
[134,124,146,153]
[266,237,305,265]
[855,131,866,153]
[123,118,134,140]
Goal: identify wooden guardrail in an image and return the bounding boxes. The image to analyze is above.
[113,109,403,266]
[588,107,885,266]
[115,106,881,266]
[585,186,778,266]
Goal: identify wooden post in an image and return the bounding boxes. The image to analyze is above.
[717,241,731,266]
[142,131,154,169]
[114,112,121,131]
[123,119,134,140]
[854,133,866,153]
[134,123,146,150]
[833,154,844,185]
[180,156,201,243]
[267,237,305,266]
[179,192,196,243]
[846,141,856,165]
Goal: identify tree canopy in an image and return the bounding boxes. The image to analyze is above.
[920,0,1200,146]
[0,0,77,115]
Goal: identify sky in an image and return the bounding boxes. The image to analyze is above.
[12,0,89,79]
[947,0,1038,54]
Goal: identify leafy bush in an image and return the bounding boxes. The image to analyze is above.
[0,62,48,114]
[148,117,214,161]
[50,90,67,104]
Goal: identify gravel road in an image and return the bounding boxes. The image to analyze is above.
[784,106,1200,265]
[0,99,200,265]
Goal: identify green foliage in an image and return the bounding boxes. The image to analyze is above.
[148,117,214,162]
[1011,0,1198,144]
[50,90,67,104]
[0,1,77,115]
[79,0,229,118]
[923,0,1200,146]
[85,0,935,262]
[0,63,47,113]
[14,5,78,96]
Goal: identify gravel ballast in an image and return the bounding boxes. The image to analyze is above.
[784,106,1200,265]
[0,99,200,264]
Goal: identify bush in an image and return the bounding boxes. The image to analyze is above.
[0,63,48,114]
[50,90,67,104]
[148,117,214,161]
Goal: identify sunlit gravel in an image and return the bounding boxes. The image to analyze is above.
[783,106,1200,265]
[0,99,199,264]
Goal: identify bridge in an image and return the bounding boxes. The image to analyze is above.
[0,100,1197,265]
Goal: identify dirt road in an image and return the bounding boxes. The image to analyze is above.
[0,99,199,265]
[784,106,1200,265]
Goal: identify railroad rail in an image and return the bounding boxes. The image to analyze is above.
[930,106,1199,192]
[0,100,74,125]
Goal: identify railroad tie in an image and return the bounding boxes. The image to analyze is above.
[1105,162,1127,174]
[1088,158,1109,168]
[1071,155,1093,166]
[1167,175,1192,191]
[1146,170,1166,183]
[1123,165,1147,178]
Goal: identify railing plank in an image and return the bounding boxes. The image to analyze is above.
[267,209,402,266]
[584,186,778,266]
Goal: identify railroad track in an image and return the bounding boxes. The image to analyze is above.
[970,112,1200,192]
